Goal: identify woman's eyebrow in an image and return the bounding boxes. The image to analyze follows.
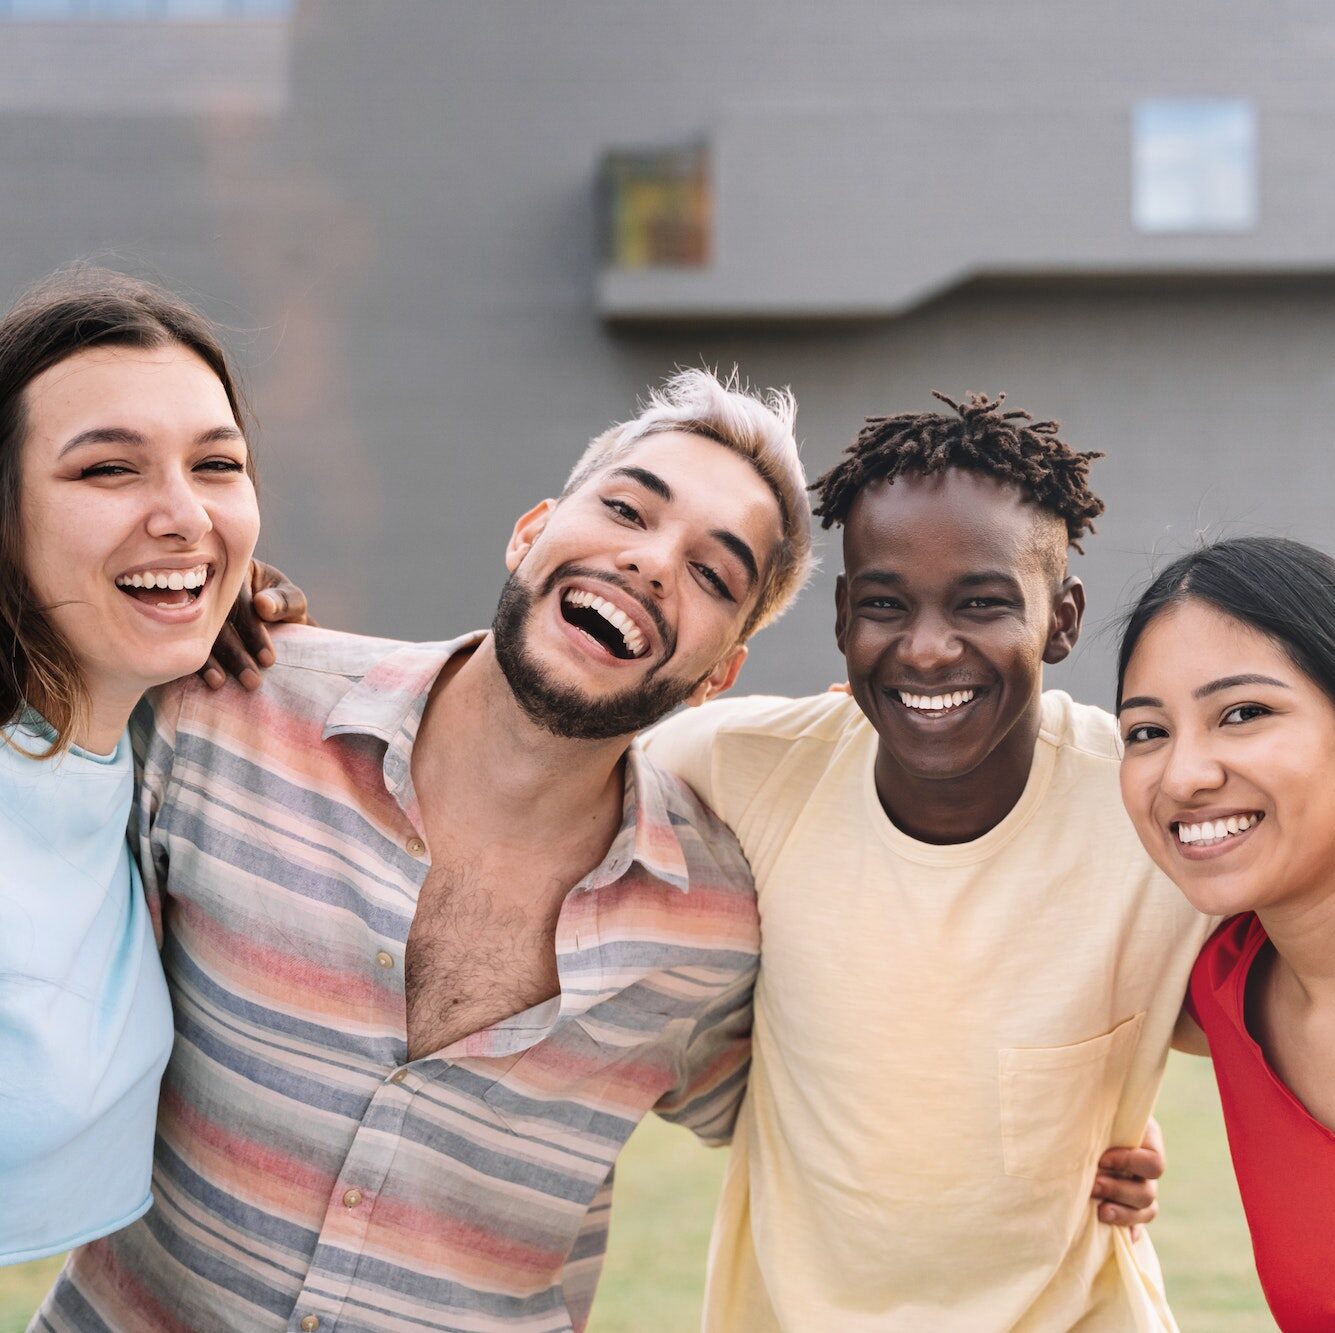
[1193,673,1289,699]
[58,423,242,458]
[1119,674,1292,714]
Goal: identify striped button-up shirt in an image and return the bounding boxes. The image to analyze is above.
[34,627,758,1333]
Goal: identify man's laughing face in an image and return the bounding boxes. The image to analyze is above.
[835,468,1083,785]
[492,430,782,740]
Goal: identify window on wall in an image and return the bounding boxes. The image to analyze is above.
[599,144,712,269]
[1133,99,1257,233]
[0,0,291,16]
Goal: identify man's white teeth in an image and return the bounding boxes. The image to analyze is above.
[1176,813,1261,845]
[116,565,208,591]
[897,689,976,713]
[563,589,648,658]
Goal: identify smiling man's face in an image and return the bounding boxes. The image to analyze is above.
[835,468,1083,786]
[492,430,782,740]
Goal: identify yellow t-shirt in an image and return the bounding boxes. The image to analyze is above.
[640,689,1214,1332]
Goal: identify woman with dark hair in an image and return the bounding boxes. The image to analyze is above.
[1117,535,1335,1333]
[0,267,261,1264]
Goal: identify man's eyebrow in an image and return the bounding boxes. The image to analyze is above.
[958,571,1025,593]
[711,529,759,589]
[850,569,904,587]
[1194,673,1290,699]
[607,465,673,502]
[58,423,243,459]
[1118,675,1291,714]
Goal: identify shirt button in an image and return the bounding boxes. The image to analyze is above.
[342,1188,363,1208]
[376,951,394,969]
[406,836,426,856]
[388,1068,408,1084]
[300,1318,320,1332]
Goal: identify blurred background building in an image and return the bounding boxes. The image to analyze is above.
[3,0,1332,703]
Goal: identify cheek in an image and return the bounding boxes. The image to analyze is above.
[213,486,261,561]
[20,490,113,600]
[1118,760,1158,831]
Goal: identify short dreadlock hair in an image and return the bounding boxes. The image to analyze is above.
[811,391,1105,555]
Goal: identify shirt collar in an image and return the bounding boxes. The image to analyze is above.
[586,744,692,894]
[322,631,485,805]
[321,630,692,893]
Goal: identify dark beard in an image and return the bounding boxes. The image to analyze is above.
[491,571,708,741]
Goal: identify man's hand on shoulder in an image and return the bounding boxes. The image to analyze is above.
[199,559,313,692]
[1091,1116,1165,1240]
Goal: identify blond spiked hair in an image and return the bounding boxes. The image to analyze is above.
[562,368,813,635]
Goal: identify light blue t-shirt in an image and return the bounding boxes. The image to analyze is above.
[0,713,173,1265]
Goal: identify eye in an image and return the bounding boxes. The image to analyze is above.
[1123,722,1167,745]
[1222,703,1270,726]
[862,597,906,612]
[79,462,135,479]
[195,457,246,474]
[962,597,1007,610]
[693,562,734,602]
[602,497,642,524]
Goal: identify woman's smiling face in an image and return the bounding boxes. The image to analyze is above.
[1118,597,1335,917]
[18,342,260,729]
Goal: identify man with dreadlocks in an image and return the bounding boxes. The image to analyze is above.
[641,390,1213,1331]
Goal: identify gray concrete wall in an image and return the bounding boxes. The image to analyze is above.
[2,0,1333,711]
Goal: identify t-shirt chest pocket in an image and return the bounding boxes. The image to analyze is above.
[998,1011,1146,1180]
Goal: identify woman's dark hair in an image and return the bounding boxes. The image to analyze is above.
[1117,536,1335,709]
[0,265,252,754]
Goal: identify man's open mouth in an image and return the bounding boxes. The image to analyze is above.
[560,588,649,660]
[894,687,980,717]
[115,564,210,610]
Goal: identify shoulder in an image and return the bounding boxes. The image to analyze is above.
[639,692,863,819]
[640,754,758,903]
[1194,913,1264,994]
[646,690,861,756]
[1038,689,1122,765]
[190,624,416,715]
[267,623,414,678]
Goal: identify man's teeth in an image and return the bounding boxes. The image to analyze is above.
[1176,814,1261,845]
[897,689,976,713]
[563,589,648,658]
[116,566,209,591]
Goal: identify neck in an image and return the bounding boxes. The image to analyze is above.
[412,636,631,843]
[1256,889,1335,1009]
[29,676,138,757]
[873,694,1042,844]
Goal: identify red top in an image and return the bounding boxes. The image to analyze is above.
[1187,914,1335,1333]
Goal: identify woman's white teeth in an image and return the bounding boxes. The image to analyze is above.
[1176,813,1260,845]
[116,565,208,591]
[563,589,648,657]
[898,689,976,712]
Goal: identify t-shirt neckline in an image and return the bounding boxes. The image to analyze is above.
[861,718,1059,867]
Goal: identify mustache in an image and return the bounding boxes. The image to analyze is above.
[539,562,675,660]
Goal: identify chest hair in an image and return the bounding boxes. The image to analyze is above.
[403,857,566,1059]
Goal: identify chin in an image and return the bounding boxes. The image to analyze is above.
[1168,870,1261,919]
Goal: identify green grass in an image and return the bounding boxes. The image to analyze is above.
[1,1055,1275,1332]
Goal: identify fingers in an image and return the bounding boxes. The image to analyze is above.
[1096,1198,1158,1230]
[251,560,310,627]
[207,624,264,692]
[231,600,276,670]
[1098,1146,1164,1181]
[198,654,226,691]
[1092,1171,1157,1213]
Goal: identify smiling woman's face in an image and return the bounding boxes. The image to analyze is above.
[18,342,260,726]
[1118,597,1335,917]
